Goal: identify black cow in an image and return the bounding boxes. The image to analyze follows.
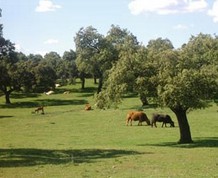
[151,114,175,128]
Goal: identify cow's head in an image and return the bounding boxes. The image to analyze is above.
[170,121,175,127]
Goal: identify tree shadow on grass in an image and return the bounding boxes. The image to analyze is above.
[127,104,159,111]
[54,87,95,97]
[10,93,40,99]
[70,87,97,94]
[138,137,218,148]
[0,116,13,119]
[36,99,88,107]
[0,99,88,109]
[0,148,146,167]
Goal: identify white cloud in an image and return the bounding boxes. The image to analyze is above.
[35,0,61,12]
[44,39,59,44]
[128,0,208,15]
[185,0,208,12]
[15,43,22,52]
[128,0,178,15]
[208,0,218,23]
[14,43,31,55]
[173,24,189,30]
[35,50,48,57]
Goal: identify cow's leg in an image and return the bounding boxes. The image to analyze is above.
[130,120,133,126]
[126,119,129,126]
[139,116,143,126]
[154,122,157,128]
[138,121,142,126]
[126,116,131,126]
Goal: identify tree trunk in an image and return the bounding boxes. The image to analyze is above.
[139,93,149,106]
[5,91,11,104]
[94,77,97,84]
[97,76,103,94]
[172,107,193,144]
[81,77,85,89]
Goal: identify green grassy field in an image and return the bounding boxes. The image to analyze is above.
[0,80,217,178]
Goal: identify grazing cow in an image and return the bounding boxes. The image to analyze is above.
[126,111,151,126]
[35,106,45,114]
[85,103,91,111]
[151,114,174,127]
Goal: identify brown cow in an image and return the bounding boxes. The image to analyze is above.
[85,103,91,111]
[35,106,45,114]
[126,111,150,126]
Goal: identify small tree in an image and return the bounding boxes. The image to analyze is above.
[62,50,78,84]
[33,63,57,92]
[74,26,101,89]
[74,26,116,92]
[15,60,36,92]
[0,54,22,104]
[0,11,19,104]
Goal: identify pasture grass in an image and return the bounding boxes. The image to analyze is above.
[0,79,218,178]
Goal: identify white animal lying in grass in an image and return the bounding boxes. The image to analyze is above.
[45,90,54,95]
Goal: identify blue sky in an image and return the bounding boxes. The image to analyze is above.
[1,0,218,56]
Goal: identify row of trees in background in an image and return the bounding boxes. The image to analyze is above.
[0,18,139,104]
[0,49,78,103]
[1,9,218,143]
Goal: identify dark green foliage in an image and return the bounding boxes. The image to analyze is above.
[33,63,57,92]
